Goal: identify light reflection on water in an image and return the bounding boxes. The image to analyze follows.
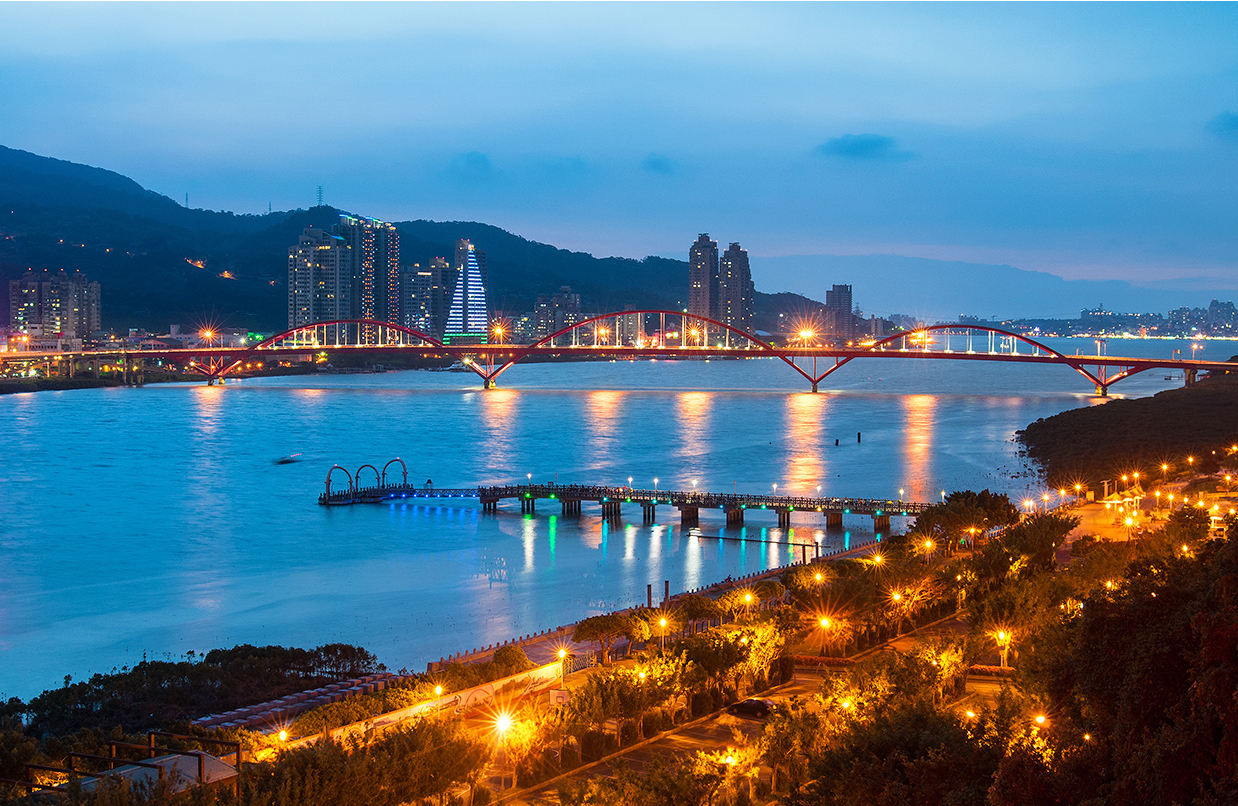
[0,346,1198,698]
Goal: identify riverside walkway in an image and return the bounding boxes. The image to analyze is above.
[319,464,929,530]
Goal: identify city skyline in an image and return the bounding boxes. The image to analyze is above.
[0,3,1235,290]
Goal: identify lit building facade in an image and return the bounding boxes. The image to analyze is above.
[287,228,351,329]
[688,233,719,320]
[718,242,754,334]
[443,242,488,344]
[7,269,101,339]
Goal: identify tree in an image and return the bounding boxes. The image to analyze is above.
[573,614,633,666]
[675,594,722,636]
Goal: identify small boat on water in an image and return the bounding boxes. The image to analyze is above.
[275,453,303,465]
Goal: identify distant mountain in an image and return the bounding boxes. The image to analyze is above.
[759,254,1237,324]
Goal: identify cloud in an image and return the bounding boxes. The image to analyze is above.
[1207,112,1238,142]
[641,153,677,175]
[448,151,495,182]
[816,133,913,161]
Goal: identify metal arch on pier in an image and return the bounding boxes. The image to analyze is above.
[382,457,407,487]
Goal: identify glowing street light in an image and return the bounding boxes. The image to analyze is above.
[659,616,668,649]
[991,628,1014,668]
[654,477,659,491]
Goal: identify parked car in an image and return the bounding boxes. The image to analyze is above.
[726,698,775,719]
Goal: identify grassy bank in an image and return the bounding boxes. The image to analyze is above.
[1018,370,1238,486]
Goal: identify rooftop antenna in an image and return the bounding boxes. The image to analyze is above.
[268,201,272,214]
[185,193,189,208]
[316,186,324,207]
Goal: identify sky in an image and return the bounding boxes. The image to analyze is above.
[1,2,1236,289]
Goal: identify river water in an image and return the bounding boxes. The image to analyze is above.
[0,337,1218,699]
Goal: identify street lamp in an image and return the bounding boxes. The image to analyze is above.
[772,483,778,496]
[659,616,668,650]
[991,629,1013,668]
[818,616,831,656]
[527,472,532,486]
[654,477,659,491]
[899,488,904,499]
[628,476,633,489]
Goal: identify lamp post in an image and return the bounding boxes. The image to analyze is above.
[659,617,667,650]
[654,477,659,492]
[992,629,1013,668]
[818,617,831,657]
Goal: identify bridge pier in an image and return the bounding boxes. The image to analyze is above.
[777,509,792,529]
[561,499,581,516]
[678,506,699,526]
[481,499,499,513]
[824,511,844,529]
[811,380,818,393]
[872,514,890,533]
[726,507,744,526]
[600,500,622,520]
[1185,368,1198,388]
[520,497,536,514]
[642,503,657,523]
[1095,384,1108,397]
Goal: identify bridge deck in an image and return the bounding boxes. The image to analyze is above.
[319,482,927,516]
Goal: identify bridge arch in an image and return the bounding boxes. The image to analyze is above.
[863,325,1124,393]
[477,309,803,387]
[212,319,447,379]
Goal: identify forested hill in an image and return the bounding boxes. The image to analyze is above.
[0,145,823,332]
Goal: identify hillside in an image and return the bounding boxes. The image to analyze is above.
[0,146,758,331]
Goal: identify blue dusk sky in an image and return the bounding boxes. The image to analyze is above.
[1,2,1236,288]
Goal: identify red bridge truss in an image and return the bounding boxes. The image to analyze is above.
[4,311,1231,395]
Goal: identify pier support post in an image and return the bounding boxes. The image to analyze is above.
[811,380,818,393]
[1185,368,1197,388]
[642,503,656,523]
[777,509,792,529]
[725,508,744,526]
[1095,384,1108,397]
[872,514,890,533]
[521,497,536,514]
[824,511,844,529]
[678,506,699,526]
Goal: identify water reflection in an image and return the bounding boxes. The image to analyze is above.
[784,393,828,495]
[675,392,711,481]
[477,389,518,473]
[585,391,623,470]
[902,394,936,500]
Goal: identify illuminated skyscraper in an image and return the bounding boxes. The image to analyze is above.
[688,234,719,320]
[288,228,351,329]
[335,214,400,339]
[443,242,488,344]
[719,242,754,334]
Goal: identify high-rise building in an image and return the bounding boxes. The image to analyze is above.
[615,308,645,346]
[288,228,351,329]
[7,269,101,339]
[688,234,719,320]
[534,286,582,337]
[335,214,400,332]
[825,284,856,343]
[443,242,488,344]
[397,264,436,333]
[718,242,754,334]
[455,239,487,293]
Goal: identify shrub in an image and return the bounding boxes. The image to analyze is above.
[580,729,617,762]
[619,721,640,746]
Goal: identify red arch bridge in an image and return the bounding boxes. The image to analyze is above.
[321,460,929,531]
[5,310,1231,395]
